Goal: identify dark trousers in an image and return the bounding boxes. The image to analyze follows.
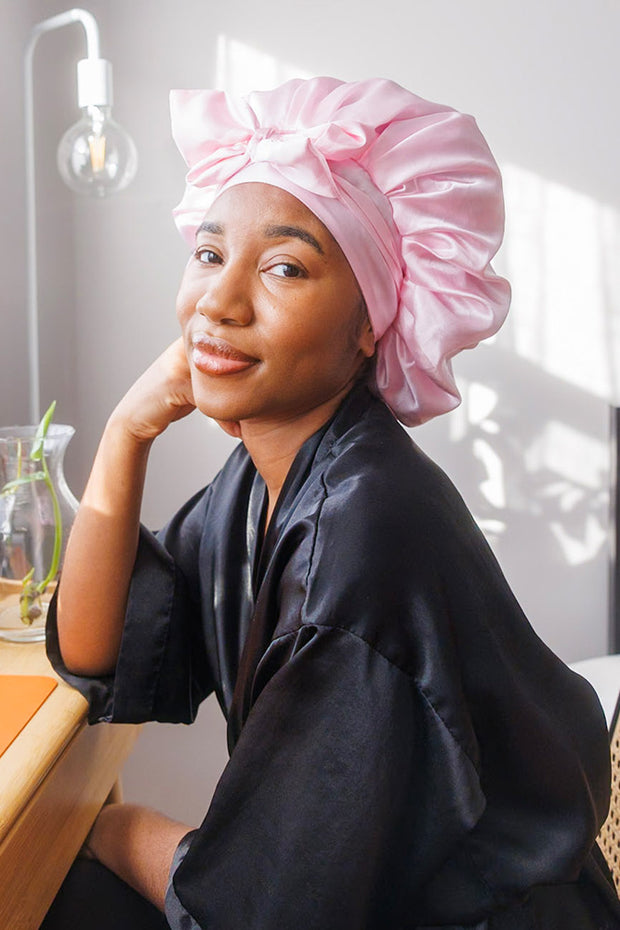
[41,859,170,930]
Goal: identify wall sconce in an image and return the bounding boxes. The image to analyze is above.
[25,8,138,422]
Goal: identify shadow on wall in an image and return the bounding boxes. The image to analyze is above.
[415,344,610,664]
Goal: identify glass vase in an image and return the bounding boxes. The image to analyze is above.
[0,424,78,643]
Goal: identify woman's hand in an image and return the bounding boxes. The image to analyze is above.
[110,338,196,444]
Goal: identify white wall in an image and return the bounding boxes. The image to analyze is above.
[1,0,89,473]
[4,0,619,824]
[1,1,39,428]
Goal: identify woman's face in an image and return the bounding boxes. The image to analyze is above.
[176,182,375,429]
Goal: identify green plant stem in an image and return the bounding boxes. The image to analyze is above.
[35,442,62,597]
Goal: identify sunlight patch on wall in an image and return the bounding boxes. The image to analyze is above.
[528,419,607,491]
[459,166,615,573]
[495,164,620,404]
[215,35,311,96]
[448,372,610,569]
[526,419,608,567]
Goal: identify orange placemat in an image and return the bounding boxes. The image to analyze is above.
[0,675,58,757]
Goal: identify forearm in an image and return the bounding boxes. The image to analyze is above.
[56,338,196,677]
[86,803,193,912]
[56,416,152,676]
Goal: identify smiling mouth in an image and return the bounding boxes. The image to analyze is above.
[190,334,259,375]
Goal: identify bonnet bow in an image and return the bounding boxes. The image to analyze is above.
[170,77,511,426]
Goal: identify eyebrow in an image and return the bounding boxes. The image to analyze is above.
[196,220,324,255]
[197,220,224,236]
[264,224,324,255]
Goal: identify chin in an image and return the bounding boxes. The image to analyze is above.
[191,385,250,424]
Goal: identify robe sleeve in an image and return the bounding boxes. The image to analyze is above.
[164,624,486,930]
[46,485,215,725]
[281,442,613,926]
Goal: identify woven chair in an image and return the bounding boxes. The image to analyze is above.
[598,695,620,892]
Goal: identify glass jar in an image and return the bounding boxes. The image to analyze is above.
[0,424,78,642]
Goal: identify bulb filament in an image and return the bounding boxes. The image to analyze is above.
[88,133,107,173]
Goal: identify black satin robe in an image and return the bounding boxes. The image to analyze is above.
[47,384,620,929]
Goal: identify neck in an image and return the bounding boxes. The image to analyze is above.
[239,387,350,527]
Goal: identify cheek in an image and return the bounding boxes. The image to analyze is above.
[273,293,356,360]
[175,260,201,326]
[175,284,195,328]
[272,316,325,363]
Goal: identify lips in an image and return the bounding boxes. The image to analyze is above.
[190,333,259,376]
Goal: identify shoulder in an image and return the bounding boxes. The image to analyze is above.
[279,395,516,670]
[317,396,479,563]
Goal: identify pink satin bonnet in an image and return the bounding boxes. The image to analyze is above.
[170,77,511,426]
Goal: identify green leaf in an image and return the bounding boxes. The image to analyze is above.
[0,473,46,495]
[30,400,56,462]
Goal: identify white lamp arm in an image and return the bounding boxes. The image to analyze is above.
[24,9,103,423]
[27,9,101,61]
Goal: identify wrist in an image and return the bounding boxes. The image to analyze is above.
[105,407,158,451]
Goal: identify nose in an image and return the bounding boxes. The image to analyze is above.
[195,260,254,327]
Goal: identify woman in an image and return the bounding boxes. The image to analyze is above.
[44,77,619,929]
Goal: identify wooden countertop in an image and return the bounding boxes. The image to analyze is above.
[0,639,139,929]
[0,640,87,845]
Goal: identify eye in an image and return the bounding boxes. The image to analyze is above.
[267,262,305,279]
[194,247,222,266]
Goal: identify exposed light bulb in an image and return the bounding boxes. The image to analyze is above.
[56,56,137,198]
[57,104,137,196]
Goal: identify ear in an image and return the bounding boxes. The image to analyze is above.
[359,317,376,358]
